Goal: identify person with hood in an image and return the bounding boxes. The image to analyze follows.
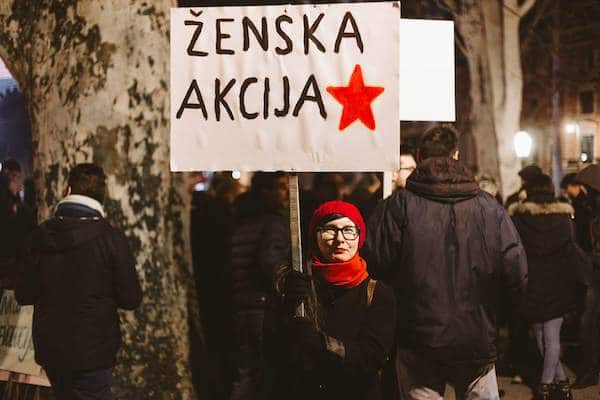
[15,163,142,400]
[228,172,291,400]
[509,174,589,400]
[265,200,396,400]
[363,125,528,400]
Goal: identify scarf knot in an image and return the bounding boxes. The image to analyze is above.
[311,254,369,288]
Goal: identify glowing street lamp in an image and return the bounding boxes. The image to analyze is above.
[514,130,533,159]
[565,122,578,134]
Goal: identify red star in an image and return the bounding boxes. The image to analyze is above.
[326,64,384,131]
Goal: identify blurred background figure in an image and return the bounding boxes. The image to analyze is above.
[477,173,503,204]
[570,165,600,389]
[346,173,381,221]
[392,145,417,191]
[190,172,243,400]
[0,158,34,290]
[506,165,543,209]
[228,172,290,400]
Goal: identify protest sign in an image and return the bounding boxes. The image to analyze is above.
[171,2,401,172]
[0,290,48,385]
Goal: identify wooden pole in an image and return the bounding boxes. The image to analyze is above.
[383,171,393,199]
[288,173,305,317]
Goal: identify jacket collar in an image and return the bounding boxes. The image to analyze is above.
[508,201,574,217]
[406,157,480,203]
[56,194,106,218]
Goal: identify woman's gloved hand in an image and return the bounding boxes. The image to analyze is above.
[289,316,324,353]
[283,270,311,306]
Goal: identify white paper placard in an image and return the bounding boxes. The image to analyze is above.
[399,19,455,122]
[171,2,400,172]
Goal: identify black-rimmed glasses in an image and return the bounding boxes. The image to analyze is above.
[317,226,359,241]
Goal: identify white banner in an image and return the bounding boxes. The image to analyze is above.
[171,2,400,172]
[399,19,455,122]
[0,291,44,378]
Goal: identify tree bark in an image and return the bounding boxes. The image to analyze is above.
[0,2,197,399]
[451,0,535,197]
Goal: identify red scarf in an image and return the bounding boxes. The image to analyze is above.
[311,254,369,288]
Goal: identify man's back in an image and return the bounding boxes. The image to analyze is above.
[365,157,527,363]
[16,204,142,371]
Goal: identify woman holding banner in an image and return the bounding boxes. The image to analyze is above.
[264,200,396,400]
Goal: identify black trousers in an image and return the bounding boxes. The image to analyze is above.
[45,367,112,400]
[580,286,600,373]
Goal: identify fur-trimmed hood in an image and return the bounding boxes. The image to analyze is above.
[510,200,575,258]
[508,201,574,217]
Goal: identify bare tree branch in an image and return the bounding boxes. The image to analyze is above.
[519,0,536,17]
[434,0,458,19]
[521,0,553,49]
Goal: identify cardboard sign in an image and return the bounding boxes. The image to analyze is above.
[0,291,43,378]
[171,2,400,172]
[399,19,454,122]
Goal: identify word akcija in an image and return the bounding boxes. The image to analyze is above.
[175,10,364,121]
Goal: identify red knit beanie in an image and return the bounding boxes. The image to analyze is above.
[308,200,366,249]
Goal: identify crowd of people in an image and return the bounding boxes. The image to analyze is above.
[191,125,600,400]
[2,123,600,400]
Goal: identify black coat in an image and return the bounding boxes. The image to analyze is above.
[0,174,35,286]
[15,204,142,371]
[571,192,594,253]
[509,196,590,322]
[266,278,396,400]
[230,192,290,310]
[363,157,528,363]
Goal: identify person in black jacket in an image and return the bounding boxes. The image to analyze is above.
[363,125,528,400]
[15,163,142,400]
[571,164,600,389]
[265,200,396,400]
[509,174,588,400]
[228,172,290,400]
[0,159,35,290]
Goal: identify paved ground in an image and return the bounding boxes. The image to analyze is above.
[442,372,600,399]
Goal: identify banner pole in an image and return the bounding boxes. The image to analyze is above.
[288,173,305,317]
[383,171,393,199]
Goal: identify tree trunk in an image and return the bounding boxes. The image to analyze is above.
[456,2,501,182]
[0,2,197,399]
[453,0,534,198]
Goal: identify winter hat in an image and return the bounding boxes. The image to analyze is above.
[308,200,366,249]
[518,165,543,183]
[576,164,600,192]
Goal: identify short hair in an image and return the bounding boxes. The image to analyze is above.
[560,173,578,189]
[68,163,107,203]
[526,174,555,196]
[418,125,459,160]
[1,158,21,173]
[518,165,543,183]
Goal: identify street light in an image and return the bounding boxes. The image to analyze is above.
[565,122,578,134]
[514,130,533,158]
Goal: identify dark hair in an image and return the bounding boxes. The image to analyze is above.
[526,174,555,196]
[1,158,21,173]
[250,172,287,193]
[418,125,459,160]
[68,163,107,203]
[400,144,416,158]
[560,173,578,189]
